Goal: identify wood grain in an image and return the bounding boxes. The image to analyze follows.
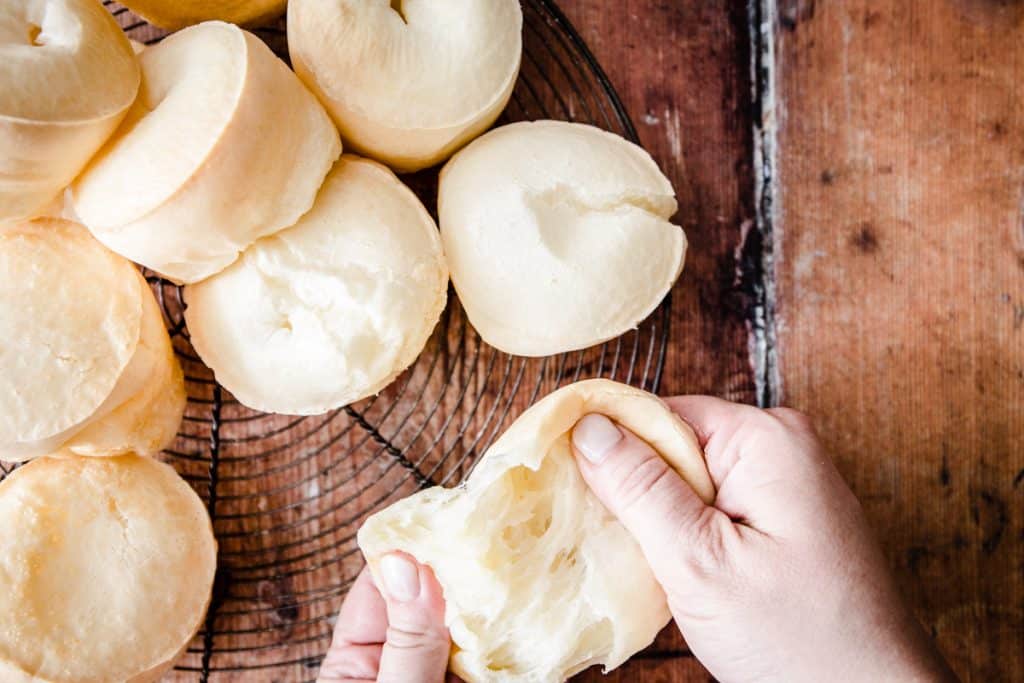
[772,0,1024,680]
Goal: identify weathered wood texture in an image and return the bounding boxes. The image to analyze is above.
[773,1,1024,680]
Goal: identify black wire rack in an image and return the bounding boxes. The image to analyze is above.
[0,2,675,680]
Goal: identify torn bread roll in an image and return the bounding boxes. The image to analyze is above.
[184,155,448,415]
[0,454,217,683]
[0,0,139,223]
[0,219,183,462]
[118,0,286,30]
[439,120,686,356]
[288,0,522,172]
[72,20,341,285]
[359,379,714,682]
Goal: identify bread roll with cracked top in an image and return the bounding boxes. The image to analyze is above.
[439,120,686,356]
[289,0,522,172]
[184,155,448,415]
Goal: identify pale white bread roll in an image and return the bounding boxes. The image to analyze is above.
[359,379,715,683]
[0,219,143,460]
[118,0,286,30]
[184,155,448,415]
[0,454,217,683]
[72,20,342,285]
[289,0,522,172]
[439,120,687,356]
[60,270,186,458]
[0,0,139,223]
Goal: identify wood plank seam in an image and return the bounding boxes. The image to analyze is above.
[746,0,782,408]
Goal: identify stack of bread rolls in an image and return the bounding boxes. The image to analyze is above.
[1,0,693,681]
[0,219,184,462]
[0,217,213,683]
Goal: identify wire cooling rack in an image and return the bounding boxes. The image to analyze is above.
[0,2,675,680]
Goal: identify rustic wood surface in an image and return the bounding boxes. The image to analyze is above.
[773,1,1024,681]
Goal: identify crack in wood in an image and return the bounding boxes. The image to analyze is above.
[746,0,781,407]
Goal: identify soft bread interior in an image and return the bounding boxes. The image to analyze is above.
[359,379,714,682]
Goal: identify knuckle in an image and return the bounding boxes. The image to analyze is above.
[610,454,673,514]
[318,644,379,682]
[385,623,447,653]
[675,510,733,577]
[767,406,814,432]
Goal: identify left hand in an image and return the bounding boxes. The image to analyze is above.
[317,553,456,683]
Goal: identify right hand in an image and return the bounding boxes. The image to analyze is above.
[570,396,958,682]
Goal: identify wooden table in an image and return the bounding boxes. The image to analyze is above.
[562,0,1023,680]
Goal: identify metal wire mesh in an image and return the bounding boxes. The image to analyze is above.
[1,2,675,680]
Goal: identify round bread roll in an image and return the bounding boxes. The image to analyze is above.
[60,271,186,459]
[0,219,143,460]
[0,0,139,223]
[72,21,342,285]
[184,155,448,415]
[288,0,522,172]
[439,120,687,356]
[119,0,286,30]
[0,454,217,683]
[0,221,183,461]
[359,379,715,682]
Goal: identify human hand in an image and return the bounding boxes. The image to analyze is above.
[570,397,958,682]
[318,553,456,683]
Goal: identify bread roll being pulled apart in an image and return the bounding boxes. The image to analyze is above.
[359,379,714,682]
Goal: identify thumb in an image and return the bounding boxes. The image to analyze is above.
[376,553,451,683]
[571,413,718,581]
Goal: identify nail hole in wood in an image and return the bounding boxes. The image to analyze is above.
[27,23,44,46]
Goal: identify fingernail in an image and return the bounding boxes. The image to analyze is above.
[379,554,420,602]
[572,414,623,464]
